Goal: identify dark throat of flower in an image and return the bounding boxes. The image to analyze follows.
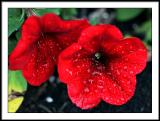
[94,51,107,64]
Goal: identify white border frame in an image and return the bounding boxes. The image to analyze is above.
[2,1,159,120]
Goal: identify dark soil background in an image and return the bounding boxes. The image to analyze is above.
[16,8,152,113]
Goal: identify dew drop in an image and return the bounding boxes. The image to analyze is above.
[111,66,114,71]
[84,87,90,93]
[66,69,73,75]
[119,45,122,48]
[121,98,124,101]
[113,84,116,87]
[129,89,132,92]
[127,81,130,85]
[121,51,125,54]
[105,97,109,100]
[69,71,72,75]
[130,71,133,74]
[97,85,103,89]
[124,66,127,69]
[92,71,102,76]
[88,79,94,84]
[117,70,120,75]
[77,54,80,57]
[87,69,91,73]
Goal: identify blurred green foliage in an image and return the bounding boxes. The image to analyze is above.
[8,70,27,95]
[32,8,61,16]
[8,97,24,113]
[60,8,77,20]
[8,8,25,36]
[90,17,98,25]
[136,20,152,45]
[115,8,151,47]
[8,70,27,112]
[115,8,144,22]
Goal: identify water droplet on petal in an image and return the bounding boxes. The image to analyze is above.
[87,69,91,73]
[92,71,102,76]
[84,87,90,93]
[130,71,133,74]
[121,98,124,101]
[117,70,120,75]
[124,66,127,69]
[88,79,94,84]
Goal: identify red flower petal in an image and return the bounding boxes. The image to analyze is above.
[67,76,101,109]
[58,25,147,109]
[9,13,90,86]
[41,13,62,32]
[9,16,41,70]
[58,43,92,84]
[106,37,147,75]
[101,75,136,105]
[78,24,123,53]
[9,39,34,70]
[21,16,41,43]
[54,19,90,48]
[22,34,62,86]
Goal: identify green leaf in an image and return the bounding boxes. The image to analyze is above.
[61,8,77,20]
[136,20,151,33]
[8,8,25,36]
[8,37,18,55]
[145,29,151,43]
[124,34,132,38]
[33,8,61,16]
[116,8,144,22]
[15,30,21,40]
[90,17,98,25]
[8,70,27,94]
[136,20,152,44]
[8,97,24,113]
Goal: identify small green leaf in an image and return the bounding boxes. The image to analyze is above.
[8,8,25,36]
[61,8,77,20]
[145,29,151,43]
[15,30,21,40]
[124,34,132,38]
[90,17,98,25]
[136,20,151,33]
[33,8,61,16]
[8,70,27,94]
[116,8,144,22]
[8,97,23,113]
[136,20,152,44]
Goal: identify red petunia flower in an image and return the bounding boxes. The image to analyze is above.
[58,24,147,109]
[9,13,90,86]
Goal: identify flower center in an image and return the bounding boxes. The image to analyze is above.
[95,52,101,60]
[94,52,107,64]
